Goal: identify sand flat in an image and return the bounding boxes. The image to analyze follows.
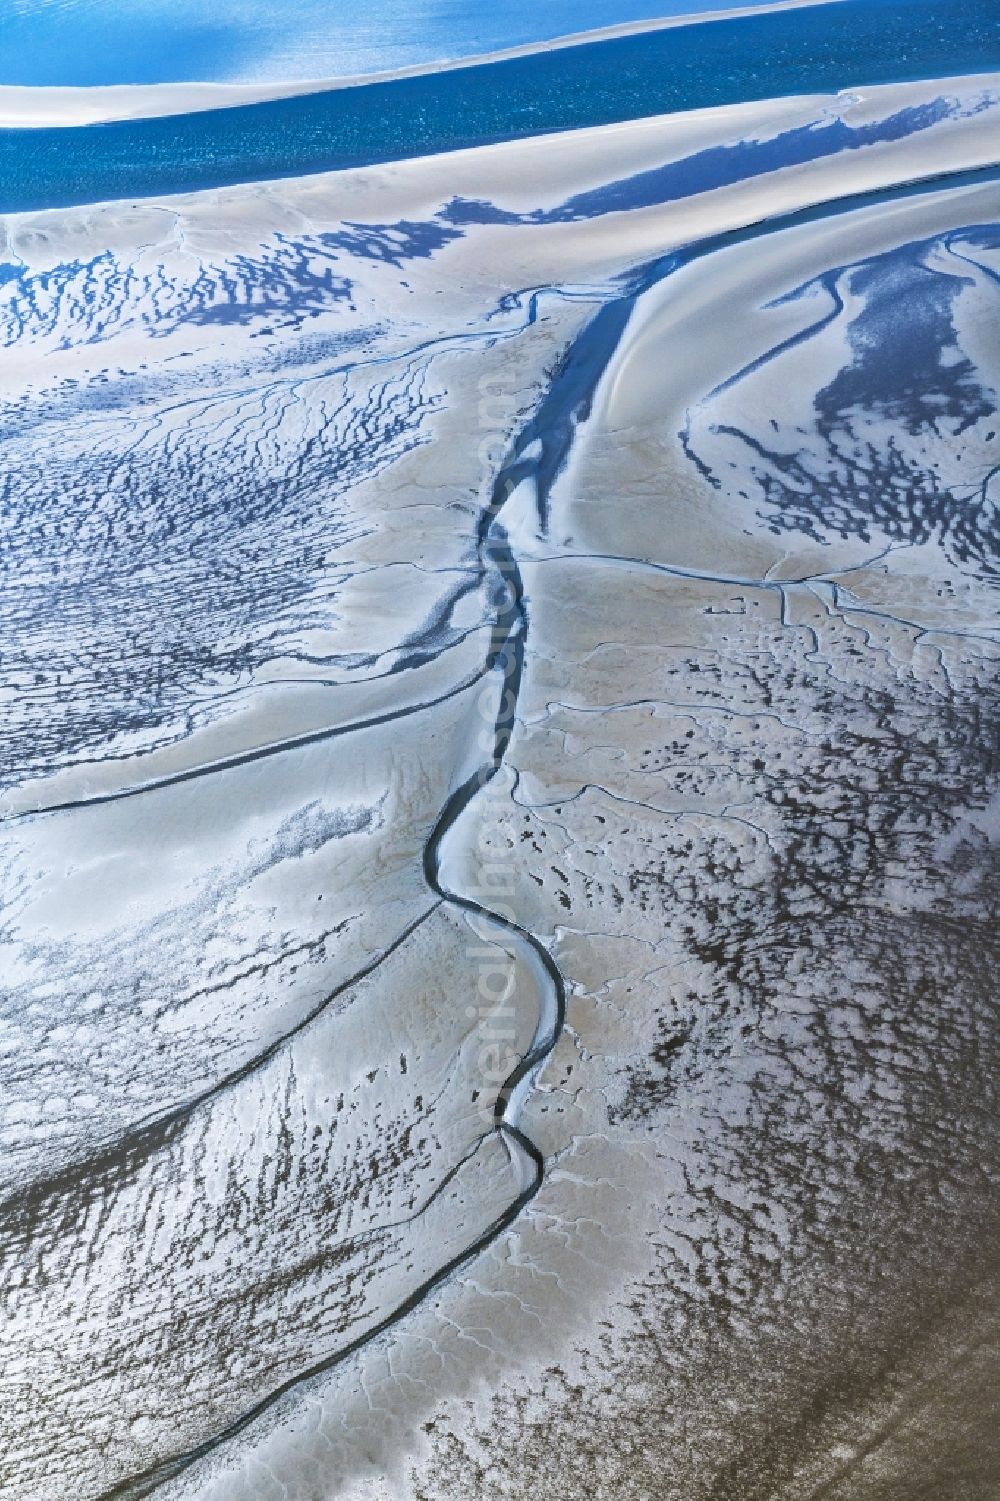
[1,72,997,1501]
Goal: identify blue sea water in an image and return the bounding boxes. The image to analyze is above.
[0,0,997,212]
[0,0,774,87]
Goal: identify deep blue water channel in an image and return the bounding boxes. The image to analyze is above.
[0,0,997,213]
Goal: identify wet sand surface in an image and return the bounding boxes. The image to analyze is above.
[0,75,997,1501]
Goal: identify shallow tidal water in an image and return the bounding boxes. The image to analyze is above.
[0,0,998,212]
[0,0,779,86]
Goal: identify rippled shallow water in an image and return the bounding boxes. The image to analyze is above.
[0,0,763,86]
